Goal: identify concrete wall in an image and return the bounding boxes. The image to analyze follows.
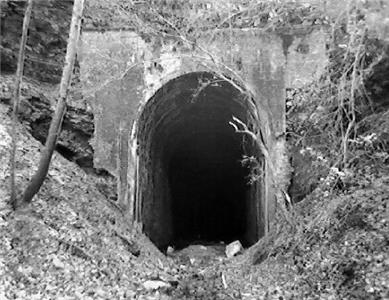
[79,26,327,236]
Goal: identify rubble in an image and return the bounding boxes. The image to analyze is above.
[225,240,243,258]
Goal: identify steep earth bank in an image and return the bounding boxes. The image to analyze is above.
[0,98,388,299]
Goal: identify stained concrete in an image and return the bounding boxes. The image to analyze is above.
[79,26,328,248]
[135,72,262,248]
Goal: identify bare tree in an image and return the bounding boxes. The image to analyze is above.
[10,0,33,209]
[21,0,85,206]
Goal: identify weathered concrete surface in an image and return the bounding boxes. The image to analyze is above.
[285,29,327,88]
[365,3,389,42]
[79,26,328,245]
[80,31,145,173]
[80,27,326,171]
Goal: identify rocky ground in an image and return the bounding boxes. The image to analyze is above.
[0,77,388,299]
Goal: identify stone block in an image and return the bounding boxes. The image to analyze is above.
[225,240,243,258]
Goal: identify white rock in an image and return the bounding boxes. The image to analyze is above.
[225,240,243,258]
[143,280,171,290]
[52,256,65,269]
[166,246,174,255]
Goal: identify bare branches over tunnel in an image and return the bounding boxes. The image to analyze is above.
[136,72,265,249]
[229,116,295,229]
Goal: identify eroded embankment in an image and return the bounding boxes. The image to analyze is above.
[0,85,388,299]
[0,75,110,176]
[0,100,175,299]
[1,68,388,299]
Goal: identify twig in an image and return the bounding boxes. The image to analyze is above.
[221,273,228,289]
[342,29,366,166]
[229,116,295,228]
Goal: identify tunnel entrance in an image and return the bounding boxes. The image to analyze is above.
[136,72,264,250]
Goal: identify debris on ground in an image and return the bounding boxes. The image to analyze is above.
[143,280,171,291]
[225,240,244,258]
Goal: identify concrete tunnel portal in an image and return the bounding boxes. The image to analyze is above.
[136,72,265,250]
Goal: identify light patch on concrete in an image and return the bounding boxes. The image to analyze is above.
[80,30,146,101]
[143,45,183,101]
[366,7,389,42]
[285,29,327,88]
[268,39,286,77]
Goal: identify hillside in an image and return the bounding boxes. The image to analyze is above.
[1,0,389,299]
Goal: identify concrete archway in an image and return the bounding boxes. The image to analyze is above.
[135,72,265,249]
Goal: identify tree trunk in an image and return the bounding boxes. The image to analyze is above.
[10,0,33,209]
[21,0,85,205]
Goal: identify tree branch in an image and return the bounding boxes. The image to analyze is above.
[229,116,294,228]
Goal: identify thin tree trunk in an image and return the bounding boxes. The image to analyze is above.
[21,0,85,205]
[10,0,33,209]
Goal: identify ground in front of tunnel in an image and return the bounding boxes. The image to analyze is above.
[0,99,281,300]
[0,99,290,300]
[1,96,388,299]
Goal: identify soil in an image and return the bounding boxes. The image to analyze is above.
[1,1,388,298]
[0,96,388,299]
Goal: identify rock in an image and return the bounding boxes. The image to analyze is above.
[1,1,73,83]
[166,246,174,255]
[143,280,171,290]
[225,240,243,258]
[52,256,65,269]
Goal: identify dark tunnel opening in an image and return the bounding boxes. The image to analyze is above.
[168,107,249,247]
[136,72,264,250]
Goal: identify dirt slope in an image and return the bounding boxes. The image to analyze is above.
[0,102,179,299]
[0,81,388,300]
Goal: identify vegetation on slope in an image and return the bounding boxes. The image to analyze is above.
[0,0,388,299]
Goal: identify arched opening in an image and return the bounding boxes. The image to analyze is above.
[136,72,265,250]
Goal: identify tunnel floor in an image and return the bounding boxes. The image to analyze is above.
[136,72,263,250]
